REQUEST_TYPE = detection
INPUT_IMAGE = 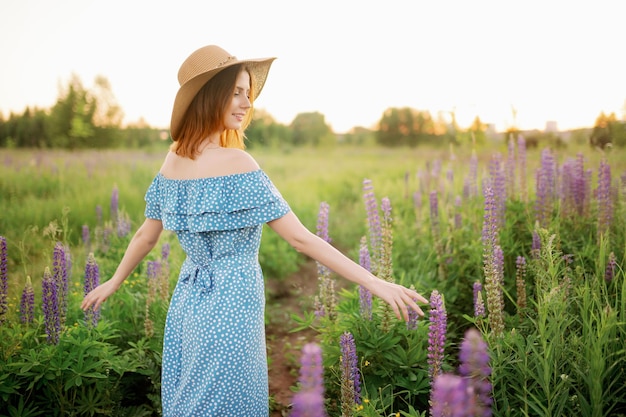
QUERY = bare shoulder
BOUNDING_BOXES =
[159,149,260,179]
[220,148,260,173]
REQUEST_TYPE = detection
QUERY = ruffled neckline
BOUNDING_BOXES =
[155,169,262,182]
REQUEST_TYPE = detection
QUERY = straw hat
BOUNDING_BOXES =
[170,45,276,138]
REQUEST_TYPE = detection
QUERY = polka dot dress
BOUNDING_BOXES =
[144,169,291,417]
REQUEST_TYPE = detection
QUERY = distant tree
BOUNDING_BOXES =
[91,75,123,128]
[290,112,333,146]
[590,111,626,148]
[377,107,440,147]
[342,126,375,146]
[245,109,291,148]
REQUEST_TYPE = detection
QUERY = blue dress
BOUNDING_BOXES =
[144,169,291,417]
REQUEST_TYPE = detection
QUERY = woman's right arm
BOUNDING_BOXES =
[81,218,163,311]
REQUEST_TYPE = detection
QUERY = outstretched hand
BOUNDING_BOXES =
[367,279,429,322]
[81,280,120,312]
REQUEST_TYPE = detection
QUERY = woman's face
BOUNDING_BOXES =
[223,70,251,131]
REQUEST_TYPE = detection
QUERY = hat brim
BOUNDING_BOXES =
[170,57,276,139]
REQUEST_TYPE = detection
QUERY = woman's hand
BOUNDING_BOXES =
[81,279,120,311]
[367,279,429,322]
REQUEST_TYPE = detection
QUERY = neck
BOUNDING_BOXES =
[200,138,221,151]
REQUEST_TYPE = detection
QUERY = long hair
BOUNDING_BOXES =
[170,64,257,158]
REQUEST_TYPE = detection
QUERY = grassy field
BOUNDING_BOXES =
[1,142,625,416]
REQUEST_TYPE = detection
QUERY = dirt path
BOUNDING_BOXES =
[266,259,320,416]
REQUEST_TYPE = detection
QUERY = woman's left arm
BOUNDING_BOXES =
[267,212,428,321]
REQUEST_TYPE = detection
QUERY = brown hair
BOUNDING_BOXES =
[170,64,257,158]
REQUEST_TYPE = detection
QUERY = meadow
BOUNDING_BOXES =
[0,141,624,417]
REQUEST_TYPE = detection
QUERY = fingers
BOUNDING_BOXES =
[81,290,105,311]
[396,286,427,321]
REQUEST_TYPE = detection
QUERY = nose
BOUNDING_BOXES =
[241,95,251,109]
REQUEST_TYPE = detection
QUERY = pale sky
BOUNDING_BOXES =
[1,0,624,133]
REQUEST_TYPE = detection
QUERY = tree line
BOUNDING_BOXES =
[1,75,624,149]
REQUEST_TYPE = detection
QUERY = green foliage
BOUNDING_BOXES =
[296,287,432,417]
[377,107,441,147]
[590,112,626,149]
[1,145,626,416]
[290,111,334,146]
[0,319,159,416]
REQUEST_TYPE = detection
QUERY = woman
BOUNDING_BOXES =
[82,44,428,417]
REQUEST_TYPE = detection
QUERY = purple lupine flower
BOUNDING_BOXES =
[458,328,493,417]
[473,282,485,318]
[531,230,541,259]
[560,158,575,218]
[110,185,119,226]
[379,197,393,283]
[560,153,589,219]
[605,252,616,283]
[0,236,7,322]
[597,158,613,238]
[42,267,60,344]
[146,259,161,304]
[160,243,171,300]
[463,177,471,200]
[573,153,589,217]
[363,179,382,273]
[82,224,90,249]
[535,148,556,227]
[316,202,331,278]
[517,135,527,202]
[430,374,467,417]
[489,152,506,228]
[117,212,131,237]
[481,185,499,253]
[84,253,100,328]
[161,243,171,261]
[314,202,336,321]
[428,290,447,380]
[430,190,439,227]
[340,332,361,412]
[291,343,327,417]
[454,195,462,230]
[485,245,505,336]
[20,276,35,325]
[102,224,113,251]
[516,256,527,314]
[52,242,69,327]
[358,237,372,321]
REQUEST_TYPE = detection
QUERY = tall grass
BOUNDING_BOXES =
[1,142,625,416]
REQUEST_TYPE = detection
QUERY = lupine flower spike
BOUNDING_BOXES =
[458,328,493,416]
[84,253,100,328]
[0,236,7,324]
[42,267,60,344]
[473,281,485,318]
[52,242,69,327]
[358,236,372,320]
[20,276,35,325]
[428,290,447,381]
[290,343,327,417]
[340,332,361,417]
[431,328,492,417]
[314,202,336,320]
